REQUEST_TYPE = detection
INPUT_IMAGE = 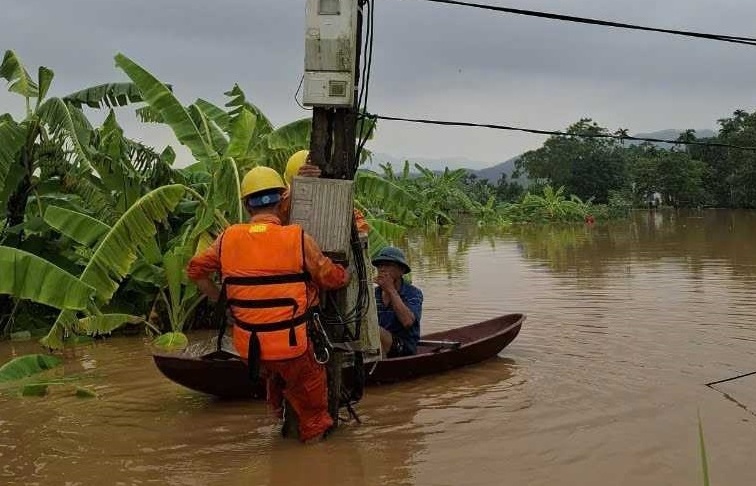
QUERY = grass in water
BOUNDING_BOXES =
[698,411,710,486]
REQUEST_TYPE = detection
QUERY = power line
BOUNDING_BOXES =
[365,113,756,151]
[397,0,756,47]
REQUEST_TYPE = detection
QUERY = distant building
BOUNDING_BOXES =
[645,191,662,208]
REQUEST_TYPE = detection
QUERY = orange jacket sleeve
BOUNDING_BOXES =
[280,189,292,224]
[186,237,221,281]
[302,233,350,291]
[353,208,369,236]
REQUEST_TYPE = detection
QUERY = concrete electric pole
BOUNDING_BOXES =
[283,0,373,435]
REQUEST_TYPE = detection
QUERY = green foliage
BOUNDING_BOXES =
[516,119,627,204]
[8,49,756,356]
[75,314,146,336]
[40,185,187,348]
[21,383,49,396]
[0,246,95,310]
[115,53,219,167]
[153,331,188,351]
[0,354,61,382]
[500,185,592,224]
[43,205,110,246]
[0,50,38,100]
[0,117,25,196]
[62,82,143,109]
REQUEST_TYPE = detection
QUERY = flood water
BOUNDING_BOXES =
[3,209,756,485]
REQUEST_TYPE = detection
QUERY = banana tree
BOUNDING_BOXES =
[38,184,191,348]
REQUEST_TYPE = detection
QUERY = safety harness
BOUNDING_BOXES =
[213,228,323,379]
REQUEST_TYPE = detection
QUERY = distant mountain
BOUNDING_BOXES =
[468,156,522,184]
[630,128,717,148]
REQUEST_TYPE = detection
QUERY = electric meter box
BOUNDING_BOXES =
[303,0,358,107]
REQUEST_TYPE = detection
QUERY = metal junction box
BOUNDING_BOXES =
[303,0,358,107]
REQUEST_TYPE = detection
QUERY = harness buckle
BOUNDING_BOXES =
[311,312,333,364]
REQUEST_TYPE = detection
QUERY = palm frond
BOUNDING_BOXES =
[0,246,95,310]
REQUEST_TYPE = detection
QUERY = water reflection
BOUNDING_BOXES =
[513,209,756,282]
[399,223,505,278]
[232,358,519,486]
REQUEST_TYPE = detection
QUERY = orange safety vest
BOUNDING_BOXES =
[219,222,313,363]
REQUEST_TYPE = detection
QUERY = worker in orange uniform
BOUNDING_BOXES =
[282,150,370,238]
[186,166,350,444]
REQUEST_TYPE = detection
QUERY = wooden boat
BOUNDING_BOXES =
[152,313,525,399]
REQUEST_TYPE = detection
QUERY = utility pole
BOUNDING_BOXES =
[310,0,363,427]
[282,0,364,435]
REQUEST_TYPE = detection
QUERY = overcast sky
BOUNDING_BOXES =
[2,0,755,168]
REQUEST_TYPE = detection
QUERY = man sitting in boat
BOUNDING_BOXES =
[372,247,423,357]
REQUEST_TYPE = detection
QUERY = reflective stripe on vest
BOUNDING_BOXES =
[219,223,313,361]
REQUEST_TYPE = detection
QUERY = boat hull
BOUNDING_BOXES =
[153,313,525,399]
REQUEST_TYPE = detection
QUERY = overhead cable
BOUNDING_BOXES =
[364,113,756,151]
[398,0,756,47]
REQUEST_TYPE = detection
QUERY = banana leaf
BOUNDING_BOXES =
[76,314,145,336]
[37,98,95,171]
[115,54,218,167]
[0,354,61,383]
[226,106,256,160]
[41,185,187,349]
[188,104,228,156]
[0,50,38,98]
[135,105,163,124]
[43,205,110,247]
[224,84,273,139]
[153,331,188,351]
[0,117,26,195]
[212,157,242,224]
[364,218,406,258]
[194,99,230,132]
[63,82,143,109]
[0,246,95,310]
[248,118,311,173]
[37,67,53,104]
[78,184,186,304]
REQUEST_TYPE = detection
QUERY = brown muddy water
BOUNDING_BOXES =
[3,209,756,485]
